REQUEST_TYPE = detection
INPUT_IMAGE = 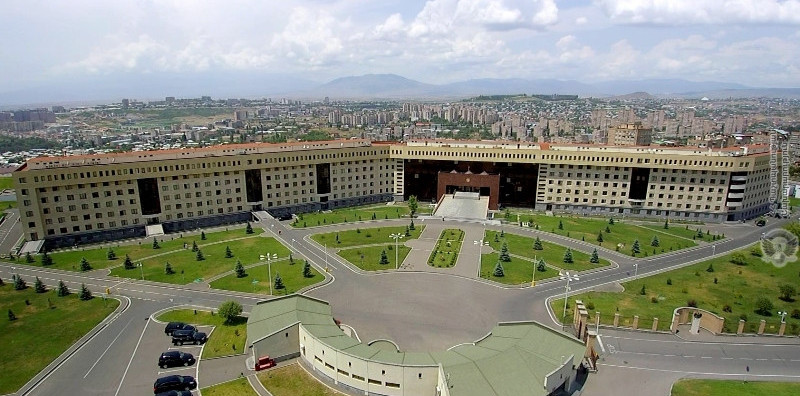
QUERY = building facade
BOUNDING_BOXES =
[607,122,652,146]
[13,139,772,248]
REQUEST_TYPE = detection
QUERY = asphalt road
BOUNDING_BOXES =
[0,208,21,255]
[1,215,798,396]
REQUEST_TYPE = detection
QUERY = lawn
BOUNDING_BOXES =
[0,177,13,190]
[638,223,724,242]
[157,309,247,359]
[480,252,560,285]
[427,228,465,268]
[0,284,119,394]
[201,377,258,396]
[672,379,800,396]
[485,230,611,273]
[291,203,430,228]
[259,363,342,396]
[501,213,701,256]
[110,235,289,284]
[209,258,324,295]
[551,248,800,334]
[338,245,412,271]
[44,228,263,272]
[311,225,424,248]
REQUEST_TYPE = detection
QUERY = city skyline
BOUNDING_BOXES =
[3,0,800,104]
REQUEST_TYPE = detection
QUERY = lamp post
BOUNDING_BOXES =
[634,263,639,277]
[531,256,540,287]
[389,233,404,269]
[778,310,788,323]
[560,272,580,328]
[138,262,144,280]
[712,244,716,256]
[324,243,329,272]
[474,239,489,277]
[260,253,277,295]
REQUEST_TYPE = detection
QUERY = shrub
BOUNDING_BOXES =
[218,301,243,324]
[739,314,748,322]
[791,309,800,319]
[779,284,796,302]
[586,302,595,310]
[666,278,672,285]
[750,247,762,257]
[165,262,175,275]
[731,252,748,265]
[706,263,714,272]
[651,296,659,303]
[754,297,774,316]
[687,299,697,308]
[723,305,732,313]
[639,285,646,295]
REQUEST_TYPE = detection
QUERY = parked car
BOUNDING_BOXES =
[255,355,276,371]
[158,351,195,368]
[155,390,193,396]
[164,322,195,336]
[153,375,196,393]
[172,330,207,346]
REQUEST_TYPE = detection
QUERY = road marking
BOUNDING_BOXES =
[158,366,196,375]
[84,317,134,378]
[599,334,800,348]
[114,317,151,396]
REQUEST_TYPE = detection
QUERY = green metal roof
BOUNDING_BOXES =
[247,296,586,396]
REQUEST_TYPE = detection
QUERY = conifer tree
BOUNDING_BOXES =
[225,246,233,258]
[80,257,92,272]
[563,248,574,264]
[107,248,116,260]
[632,239,641,255]
[303,260,312,278]
[499,242,511,262]
[493,261,505,277]
[41,251,53,266]
[537,259,546,272]
[201,231,207,240]
[79,284,93,300]
[246,222,254,234]
[651,235,660,247]
[533,237,543,250]
[597,231,604,243]
[191,241,198,252]
[152,238,160,249]
[124,254,135,270]
[57,280,70,296]
[235,260,246,278]
[380,250,390,265]
[590,248,600,264]
[165,261,175,275]
[14,275,26,290]
[274,273,285,289]
[196,249,205,261]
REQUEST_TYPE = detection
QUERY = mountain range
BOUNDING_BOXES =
[2,73,800,108]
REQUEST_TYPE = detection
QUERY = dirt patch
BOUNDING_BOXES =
[592,282,624,293]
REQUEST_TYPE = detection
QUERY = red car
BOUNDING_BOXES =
[255,356,276,371]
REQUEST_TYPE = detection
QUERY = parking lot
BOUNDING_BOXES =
[117,318,213,396]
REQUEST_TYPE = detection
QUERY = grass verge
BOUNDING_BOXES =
[290,203,431,228]
[156,309,247,359]
[480,252,560,285]
[428,228,464,268]
[201,377,258,396]
[671,379,800,396]
[485,230,611,272]
[259,363,341,395]
[0,285,119,394]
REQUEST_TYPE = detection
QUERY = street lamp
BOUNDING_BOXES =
[532,256,542,287]
[389,233,404,269]
[138,262,144,280]
[778,310,788,323]
[474,239,489,277]
[560,272,580,328]
[260,253,277,295]
[634,263,639,277]
[712,244,716,256]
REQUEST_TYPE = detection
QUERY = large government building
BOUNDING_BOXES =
[13,139,771,248]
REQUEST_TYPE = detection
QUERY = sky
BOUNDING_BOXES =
[3,0,800,103]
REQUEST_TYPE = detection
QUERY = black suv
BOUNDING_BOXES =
[155,391,192,396]
[164,322,195,336]
[153,375,196,393]
[172,330,207,346]
[158,351,195,368]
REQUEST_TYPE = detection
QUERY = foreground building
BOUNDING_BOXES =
[13,139,771,248]
[247,295,589,396]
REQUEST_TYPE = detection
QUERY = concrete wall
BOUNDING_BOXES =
[544,355,577,394]
[252,323,300,362]
[299,325,440,396]
[675,307,725,334]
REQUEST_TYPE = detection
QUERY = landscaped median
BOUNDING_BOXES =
[550,247,800,334]
[480,230,611,286]
[0,282,119,395]
[427,228,464,268]
[209,257,323,295]
[157,309,247,359]
[290,202,430,228]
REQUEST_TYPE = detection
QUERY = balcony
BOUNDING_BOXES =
[726,201,743,208]
[731,175,748,182]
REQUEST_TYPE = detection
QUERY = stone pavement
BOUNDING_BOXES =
[400,219,492,278]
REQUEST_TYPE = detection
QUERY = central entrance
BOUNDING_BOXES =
[436,171,500,210]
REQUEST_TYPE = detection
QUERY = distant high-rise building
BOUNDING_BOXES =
[607,122,652,146]
[121,99,129,109]
[165,96,175,104]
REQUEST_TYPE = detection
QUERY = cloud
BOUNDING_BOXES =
[595,0,800,25]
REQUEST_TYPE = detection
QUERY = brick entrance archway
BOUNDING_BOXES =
[436,171,499,210]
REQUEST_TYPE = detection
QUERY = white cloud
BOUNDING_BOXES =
[595,0,800,25]
[575,16,588,25]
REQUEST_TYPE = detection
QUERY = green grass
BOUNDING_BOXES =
[201,377,258,396]
[44,228,262,272]
[209,259,324,295]
[259,363,342,396]
[1,200,16,211]
[157,309,246,359]
[671,379,800,396]
[0,177,13,190]
[480,253,560,285]
[291,203,432,228]
[639,223,723,242]
[485,230,611,272]
[502,214,700,256]
[0,285,119,394]
[338,245,412,271]
[311,225,424,248]
[428,228,465,267]
[552,248,800,334]
[109,235,289,284]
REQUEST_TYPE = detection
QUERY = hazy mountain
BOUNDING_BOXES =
[590,79,749,96]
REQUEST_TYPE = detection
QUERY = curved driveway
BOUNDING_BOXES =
[2,215,799,396]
